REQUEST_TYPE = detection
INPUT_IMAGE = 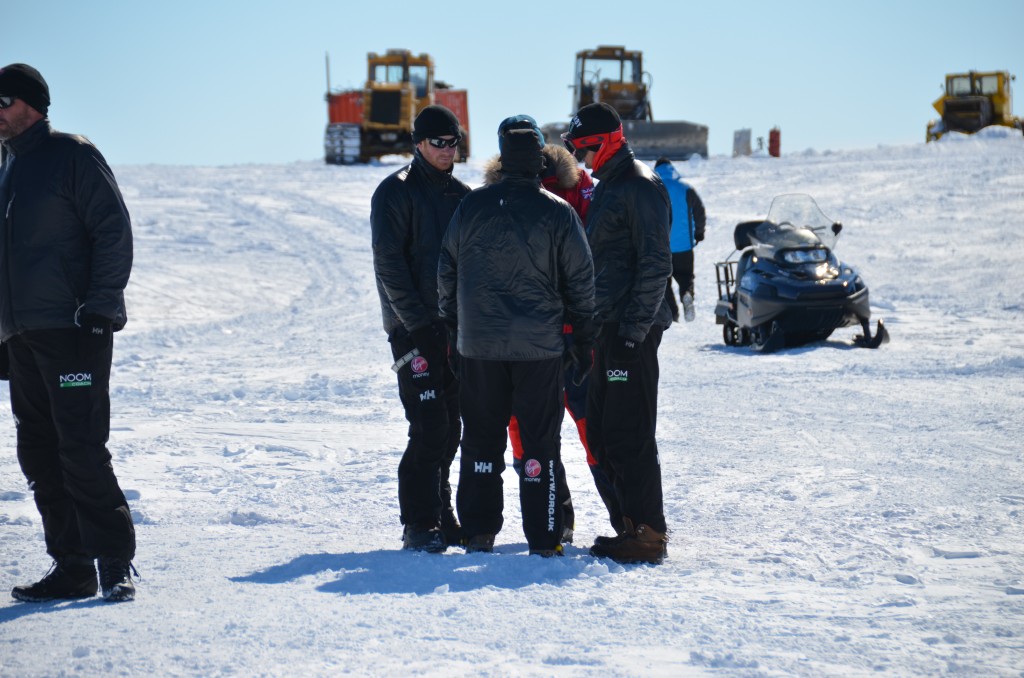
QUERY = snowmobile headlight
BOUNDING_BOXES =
[782,249,827,264]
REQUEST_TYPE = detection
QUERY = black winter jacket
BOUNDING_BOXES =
[370,151,471,336]
[587,144,673,341]
[0,120,132,342]
[438,175,594,360]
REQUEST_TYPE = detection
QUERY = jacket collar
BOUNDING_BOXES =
[3,118,50,157]
[412,148,455,190]
[592,144,635,182]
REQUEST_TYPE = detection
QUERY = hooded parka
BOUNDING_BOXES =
[483,143,595,222]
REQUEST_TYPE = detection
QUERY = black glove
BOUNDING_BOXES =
[610,335,642,363]
[410,323,446,372]
[565,341,594,386]
[570,317,599,347]
[78,313,112,356]
[0,342,9,381]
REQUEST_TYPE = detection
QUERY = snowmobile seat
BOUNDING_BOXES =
[734,220,763,250]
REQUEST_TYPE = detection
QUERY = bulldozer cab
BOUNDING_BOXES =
[574,46,652,121]
[368,54,431,98]
[363,50,434,130]
[947,73,991,96]
[927,70,1021,141]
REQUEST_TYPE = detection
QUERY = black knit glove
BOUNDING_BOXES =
[78,313,112,356]
[410,323,446,372]
[610,335,641,364]
[564,318,597,386]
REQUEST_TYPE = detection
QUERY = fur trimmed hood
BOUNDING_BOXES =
[483,143,582,189]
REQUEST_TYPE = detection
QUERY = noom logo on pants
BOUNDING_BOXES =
[59,373,92,388]
[607,369,629,382]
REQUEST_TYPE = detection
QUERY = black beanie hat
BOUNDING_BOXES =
[500,128,544,177]
[566,102,620,140]
[412,105,462,142]
[0,63,50,116]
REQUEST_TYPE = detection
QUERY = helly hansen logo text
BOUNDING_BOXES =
[419,390,436,401]
[59,373,93,388]
[474,462,493,473]
[607,369,629,382]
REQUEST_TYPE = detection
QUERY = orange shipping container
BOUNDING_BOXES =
[435,90,469,132]
[327,91,363,125]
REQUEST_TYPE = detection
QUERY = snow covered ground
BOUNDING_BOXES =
[1,130,1023,676]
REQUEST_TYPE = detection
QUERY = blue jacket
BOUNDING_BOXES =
[654,162,706,254]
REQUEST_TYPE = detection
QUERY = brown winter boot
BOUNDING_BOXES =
[589,518,668,565]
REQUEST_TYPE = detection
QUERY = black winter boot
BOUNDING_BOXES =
[440,506,464,546]
[98,557,136,602]
[402,524,447,553]
[11,555,98,602]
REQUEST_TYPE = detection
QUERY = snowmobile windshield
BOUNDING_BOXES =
[754,222,821,250]
[759,194,841,251]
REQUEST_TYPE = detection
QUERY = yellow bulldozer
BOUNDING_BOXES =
[324,49,470,164]
[541,45,708,160]
[926,70,1022,142]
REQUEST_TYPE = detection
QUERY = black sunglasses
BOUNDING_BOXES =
[0,95,16,110]
[426,136,460,149]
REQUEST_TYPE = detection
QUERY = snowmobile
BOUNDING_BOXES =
[714,194,889,352]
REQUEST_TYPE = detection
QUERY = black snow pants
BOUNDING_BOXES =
[7,328,136,561]
[457,357,565,551]
[664,250,695,321]
[389,328,460,528]
[586,322,666,534]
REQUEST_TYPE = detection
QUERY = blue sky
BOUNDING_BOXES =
[6,0,1023,165]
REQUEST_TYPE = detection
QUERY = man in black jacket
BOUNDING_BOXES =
[0,64,136,601]
[561,102,673,564]
[371,105,470,552]
[438,128,595,556]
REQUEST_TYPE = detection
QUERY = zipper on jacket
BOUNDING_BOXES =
[2,191,16,334]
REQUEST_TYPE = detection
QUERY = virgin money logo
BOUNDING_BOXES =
[411,356,428,374]
[524,459,541,478]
